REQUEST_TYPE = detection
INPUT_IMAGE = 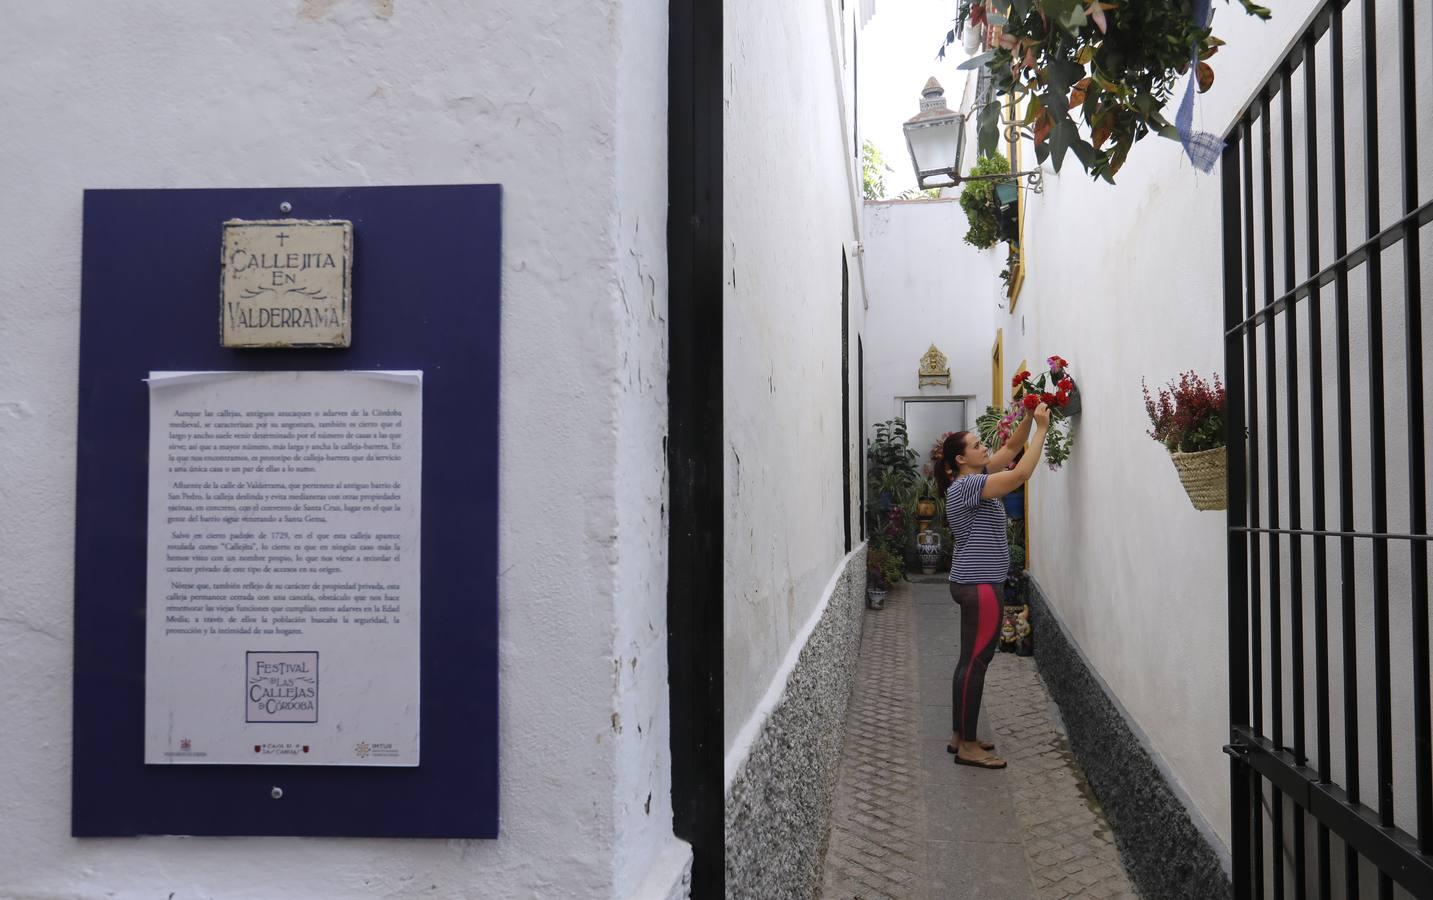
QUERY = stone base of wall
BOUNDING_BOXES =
[1029,579,1232,900]
[724,548,866,900]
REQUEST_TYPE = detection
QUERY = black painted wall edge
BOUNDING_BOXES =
[1027,577,1234,900]
[667,0,724,896]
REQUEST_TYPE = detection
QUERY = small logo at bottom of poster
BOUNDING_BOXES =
[162,737,207,759]
[246,650,319,723]
[354,741,400,760]
[253,742,308,756]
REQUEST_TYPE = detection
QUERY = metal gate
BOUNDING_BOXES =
[1221,0,1432,897]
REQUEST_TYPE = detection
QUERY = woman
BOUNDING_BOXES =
[936,401,1050,769]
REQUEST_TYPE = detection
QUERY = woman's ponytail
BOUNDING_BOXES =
[934,431,971,494]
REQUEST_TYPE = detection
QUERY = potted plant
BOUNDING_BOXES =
[866,548,904,609]
[866,552,892,609]
[1142,371,1227,510]
[915,476,939,524]
[1007,355,1080,470]
[1002,484,1025,520]
[943,0,1272,181]
[866,418,920,536]
[959,152,1012,249]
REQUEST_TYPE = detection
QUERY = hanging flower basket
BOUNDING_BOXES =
[1169,445,1227,511]
[1145,371,1228,512]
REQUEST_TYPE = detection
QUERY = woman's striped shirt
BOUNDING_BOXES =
[946,473,1009,585]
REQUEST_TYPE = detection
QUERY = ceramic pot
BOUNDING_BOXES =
[916,530,941,575]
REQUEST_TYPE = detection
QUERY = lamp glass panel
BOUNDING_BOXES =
[904,118,963,175]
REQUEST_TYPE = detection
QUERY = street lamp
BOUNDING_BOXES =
[902,78,966,191]
[902,77,1044,194]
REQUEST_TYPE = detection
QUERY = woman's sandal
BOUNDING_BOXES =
[947,741,996,753]
[952,753,1007,769]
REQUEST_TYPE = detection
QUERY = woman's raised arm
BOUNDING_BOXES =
[986,409,1034,473]
[982,404,1049,498]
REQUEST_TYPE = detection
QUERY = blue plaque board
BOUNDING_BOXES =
[72,185,500,837]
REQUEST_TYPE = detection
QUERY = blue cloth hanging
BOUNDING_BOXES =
[1176,0,1223,172]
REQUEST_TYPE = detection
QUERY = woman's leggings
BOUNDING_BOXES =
[950,582,1002,738]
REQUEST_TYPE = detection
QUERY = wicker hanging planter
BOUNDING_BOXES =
[1169,445,1228,511]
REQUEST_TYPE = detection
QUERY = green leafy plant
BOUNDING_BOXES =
[1042,422,1074,468]
[1008,522,1026,570]
[862,140,892,200]
[975,406,1005,457]
[867,547,904,590]
[867,419,920,552]
[946,0,1271,181]
[959,152,1011,248]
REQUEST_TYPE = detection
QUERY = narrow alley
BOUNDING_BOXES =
[820,581,1138,899]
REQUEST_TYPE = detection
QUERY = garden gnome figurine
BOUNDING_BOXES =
[999,607,1019,652]
[1016,606,1034,657]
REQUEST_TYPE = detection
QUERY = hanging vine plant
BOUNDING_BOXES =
[959,152,1011,249]
[943,0,1271,182]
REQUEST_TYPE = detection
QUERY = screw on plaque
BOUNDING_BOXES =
[270,786,284,800]
[279,201,293,215]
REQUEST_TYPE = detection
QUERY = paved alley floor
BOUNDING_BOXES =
[819,580,1138,900]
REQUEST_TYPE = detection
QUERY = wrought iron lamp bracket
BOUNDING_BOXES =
[957,169,1044,195]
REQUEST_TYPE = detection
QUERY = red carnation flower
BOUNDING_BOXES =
[1058,377,1074,391]
[1041,392,1057,405]
[1022,394,1041,410]
[1011,370,1032,387]
[1056,389,1070,405]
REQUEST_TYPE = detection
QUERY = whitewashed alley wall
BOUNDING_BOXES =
[1004,0,1433,853]
[724,0,865,752]
[0,3,687,898]
[862,198,999,455]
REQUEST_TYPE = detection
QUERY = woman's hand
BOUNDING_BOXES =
[1033,402,1051,429]
[982,403,1053,499]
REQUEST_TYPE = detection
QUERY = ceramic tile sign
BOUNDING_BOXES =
[144,370,421,765]
[221,219,352,348]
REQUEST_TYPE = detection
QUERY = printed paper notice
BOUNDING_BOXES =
[144,370,422,766]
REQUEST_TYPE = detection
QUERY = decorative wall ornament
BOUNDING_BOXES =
[918,343,951,387]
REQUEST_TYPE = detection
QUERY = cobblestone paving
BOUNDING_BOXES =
[818,580,1139,899]
[984,649,1139,900]
[819,589,929,900]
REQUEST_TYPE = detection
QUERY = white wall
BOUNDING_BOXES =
[724,0,866,752]
[861,198,999,456]
[1003,0,1433,852]
[0,3,687,898]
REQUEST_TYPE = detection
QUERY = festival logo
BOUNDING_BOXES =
[246,651,319,723]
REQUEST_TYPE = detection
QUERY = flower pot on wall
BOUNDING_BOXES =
[1170,445,1228,511]
[1002,489,1024,520]
[994,181,1019,242]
